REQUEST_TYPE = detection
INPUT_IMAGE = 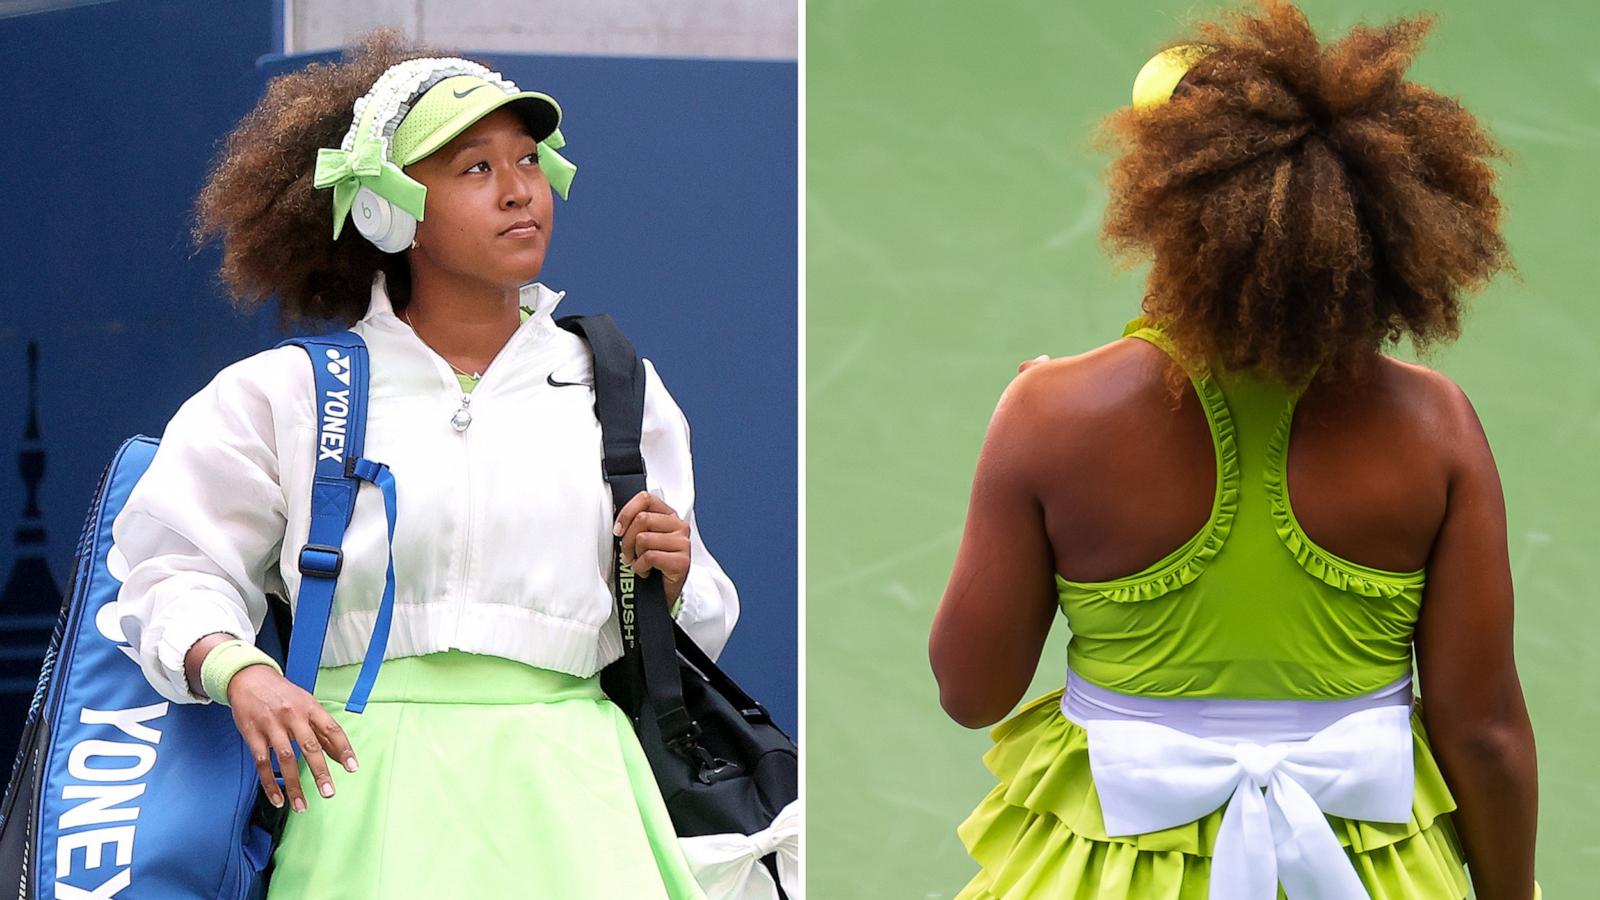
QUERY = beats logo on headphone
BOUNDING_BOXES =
[354,185,416,253]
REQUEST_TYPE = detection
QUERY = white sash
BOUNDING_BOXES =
[1062,671,1415,900]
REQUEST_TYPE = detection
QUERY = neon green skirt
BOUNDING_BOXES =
[265,651,705,900]
[955,691,1471,899]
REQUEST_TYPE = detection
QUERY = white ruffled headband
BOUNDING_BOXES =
[312,56,577,240]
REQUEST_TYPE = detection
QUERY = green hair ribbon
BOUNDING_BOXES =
[312,135,429,241]
[538,127,576,200]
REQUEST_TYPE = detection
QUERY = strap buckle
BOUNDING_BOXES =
[298,544,344,578]
[600,456,646,483]
[663,714,702,753]
[662,719,741,784]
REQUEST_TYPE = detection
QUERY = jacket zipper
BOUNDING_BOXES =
[451,391,474,647]
[401,310,534,649]
[443,317,525,645]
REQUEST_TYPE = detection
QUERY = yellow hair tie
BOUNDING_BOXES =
[1132,44,1213,109]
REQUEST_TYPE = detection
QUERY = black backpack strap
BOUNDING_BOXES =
[555,314,699,750]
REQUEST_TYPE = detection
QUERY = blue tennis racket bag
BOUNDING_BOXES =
[0,331,398,899]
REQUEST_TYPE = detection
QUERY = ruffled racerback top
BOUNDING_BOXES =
[1057,317,1426,699]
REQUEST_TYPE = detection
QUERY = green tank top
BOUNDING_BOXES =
[1057,317,1425,700]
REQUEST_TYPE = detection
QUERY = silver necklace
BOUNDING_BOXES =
[400,306,476,432]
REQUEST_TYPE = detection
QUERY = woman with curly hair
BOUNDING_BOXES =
[109,29,734,898]
[930,2,1537,897]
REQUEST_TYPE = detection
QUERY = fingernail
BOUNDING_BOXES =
[320,782,334,798]
[345,757,359,773]
[1033,354,1049,362]
[293,797,307,813]
[271,794,284,809]
[612,521,623,536]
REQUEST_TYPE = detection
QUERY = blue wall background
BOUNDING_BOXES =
[0,1,797,733]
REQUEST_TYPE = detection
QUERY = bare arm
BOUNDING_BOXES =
[930,369,1063,728]
[1414,381,1538,900]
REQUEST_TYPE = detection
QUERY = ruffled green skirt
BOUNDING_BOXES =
[265,650,705,900]
[956,690,1470,899]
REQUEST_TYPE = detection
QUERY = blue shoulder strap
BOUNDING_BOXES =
[274,332,397,714]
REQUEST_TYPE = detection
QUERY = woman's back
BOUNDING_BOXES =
[1036,324,1455,591]
[940,318,1500,899]
[997,317,1456,700]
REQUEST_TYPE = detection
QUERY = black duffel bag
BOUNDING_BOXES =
[557,315,799,899]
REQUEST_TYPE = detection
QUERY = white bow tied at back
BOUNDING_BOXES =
[1077,683,1415,900]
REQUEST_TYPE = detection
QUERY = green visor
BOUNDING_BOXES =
[391,74,559,165]
[313,73,577,240]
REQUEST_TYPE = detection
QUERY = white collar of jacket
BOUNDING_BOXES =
[362,268,570,327]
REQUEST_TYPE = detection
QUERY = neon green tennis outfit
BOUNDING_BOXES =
[267,308,704,899]
[956,317,1471,899]
[266,652,702,899]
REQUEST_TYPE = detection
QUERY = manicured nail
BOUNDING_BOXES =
[345,757,359,773]
[612,521,623,536]
[293,797,307,813]
[320,782,334,798]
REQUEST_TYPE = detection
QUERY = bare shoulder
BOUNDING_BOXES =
[1370,356,1485,434]
[1354,356,1494,479]
[986,338,1162,468]
[1001,338,1161,419]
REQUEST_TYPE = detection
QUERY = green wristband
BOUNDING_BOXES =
[200,639,283,706]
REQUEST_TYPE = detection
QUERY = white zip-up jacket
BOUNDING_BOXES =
[111,271,739,704]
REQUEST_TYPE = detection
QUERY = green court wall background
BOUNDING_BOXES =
[807,1,1597,896]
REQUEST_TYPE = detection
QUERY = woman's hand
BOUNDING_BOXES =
[613,491,691,603]
[227,665,358,814]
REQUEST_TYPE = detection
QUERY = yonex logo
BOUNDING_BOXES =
[54,699,168,899]
[318,386,352,464]
[325,348,352,386]
[453,84,486,99]
[65,597,167,898]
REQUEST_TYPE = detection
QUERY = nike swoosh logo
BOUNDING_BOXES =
[453,85,486,99]
[547,373,591,388]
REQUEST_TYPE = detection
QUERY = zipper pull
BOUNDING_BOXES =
[451,393,473,432]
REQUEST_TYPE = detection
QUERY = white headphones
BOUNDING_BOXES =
[351,184,413,253]
[327,57,525,254]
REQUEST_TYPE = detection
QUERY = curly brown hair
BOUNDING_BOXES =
[1098,0,1513,391]
[192,29,465,329]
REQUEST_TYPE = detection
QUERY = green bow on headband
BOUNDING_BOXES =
[539,127,576,201]
[314,129,577,240]
[313,135,428,241]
